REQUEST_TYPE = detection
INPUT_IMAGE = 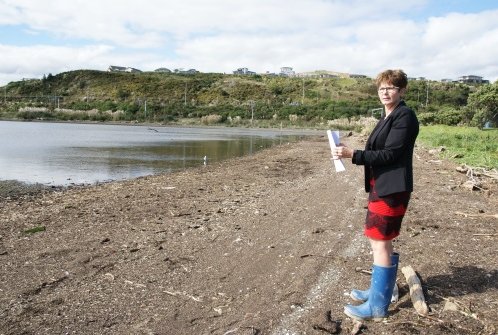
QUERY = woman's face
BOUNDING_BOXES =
[377,81,405,109]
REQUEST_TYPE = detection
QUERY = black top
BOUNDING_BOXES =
[352,101,419,197]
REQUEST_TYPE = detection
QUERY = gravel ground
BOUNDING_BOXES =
[1,134,497,335]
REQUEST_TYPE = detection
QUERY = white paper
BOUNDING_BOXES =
[327,130,346,172]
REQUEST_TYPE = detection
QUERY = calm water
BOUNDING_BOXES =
[0,121,318,186]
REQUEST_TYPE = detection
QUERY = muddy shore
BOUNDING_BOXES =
[1,134,497,335]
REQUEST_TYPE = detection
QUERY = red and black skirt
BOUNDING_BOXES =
[365,177,411,240]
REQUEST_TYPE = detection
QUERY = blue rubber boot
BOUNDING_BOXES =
[350,252,399,302]
[344,263,397,321]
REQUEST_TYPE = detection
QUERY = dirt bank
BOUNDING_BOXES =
[0,134,497,335]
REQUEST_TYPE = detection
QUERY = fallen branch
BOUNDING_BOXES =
[457,165,498,181]
[300,254,335,259]
[350,321,364,335]
[472,233,497,237]
[442,297,480,321]
[354,267,372,275]
[163,290,203,302]
[401,265,429,316]
[455,211,498,219]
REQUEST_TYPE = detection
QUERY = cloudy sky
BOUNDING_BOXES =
[1,0,497,86]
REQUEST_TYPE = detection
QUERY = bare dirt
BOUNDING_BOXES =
[1,134,497,335]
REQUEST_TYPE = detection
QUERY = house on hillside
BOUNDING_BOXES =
[233,68,256,75]
[108,65,142,73]
[280,67,295,77]
[458,75,489,84]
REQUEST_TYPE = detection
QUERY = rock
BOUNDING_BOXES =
[429,146,446,155]
[311,310,340,334]
[443,300,459,312]
[462,180,482,191]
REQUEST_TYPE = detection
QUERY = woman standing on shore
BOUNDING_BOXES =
[332,69,419,321]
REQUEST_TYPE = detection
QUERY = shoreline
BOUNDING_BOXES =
[1,136,497,334]
[0,117,329,134]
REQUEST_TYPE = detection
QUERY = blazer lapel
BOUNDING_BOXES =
[368,117,387,147]
[367,101,406,148]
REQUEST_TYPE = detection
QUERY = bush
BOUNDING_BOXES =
[201,114,223,125]
[434,107,463,125]
[417,112,435,125]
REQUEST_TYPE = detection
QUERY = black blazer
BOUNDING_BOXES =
[352,101,419,197]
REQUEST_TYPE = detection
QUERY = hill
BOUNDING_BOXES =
[0,70,483,127]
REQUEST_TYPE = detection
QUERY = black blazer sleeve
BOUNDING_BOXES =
[352,102,419,196]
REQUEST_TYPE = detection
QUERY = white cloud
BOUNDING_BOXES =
[0,43,163,81]
[0,0,497,85]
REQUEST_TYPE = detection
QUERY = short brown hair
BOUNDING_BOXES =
[375,69,408,89]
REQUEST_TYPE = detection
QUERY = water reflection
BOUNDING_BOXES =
[56,137,278,180]
[0,121,311,186]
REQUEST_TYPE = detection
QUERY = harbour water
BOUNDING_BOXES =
[0,121,319,186]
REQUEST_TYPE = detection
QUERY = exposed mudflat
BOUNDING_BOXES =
[1,134,497,335]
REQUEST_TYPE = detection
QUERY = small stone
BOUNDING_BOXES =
[443,300,459,312]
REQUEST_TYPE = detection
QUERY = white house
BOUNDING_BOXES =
[233,68,256,75]
[108,65,142,73]
[280,67,295,77]
[458,75,489,84]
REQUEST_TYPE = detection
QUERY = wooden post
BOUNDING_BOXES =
[401,265,429,316]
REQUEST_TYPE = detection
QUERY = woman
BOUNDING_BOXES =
[332,69,419,321]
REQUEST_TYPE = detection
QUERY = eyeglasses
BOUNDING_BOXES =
[378,86,399,93]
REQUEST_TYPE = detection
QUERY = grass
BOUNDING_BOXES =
[418,125,498,169]
[23,225,46,235]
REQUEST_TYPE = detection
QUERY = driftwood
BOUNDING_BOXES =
[456,165,498,181]
[350,321,363,335]
[401,265,429,316]
[455,211,498,219]
[354,267,372,275]
[455,165,498,192]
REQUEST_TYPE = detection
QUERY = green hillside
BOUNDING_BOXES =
[0,69,494,128]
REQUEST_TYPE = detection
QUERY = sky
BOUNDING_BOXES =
[1,0,498,86]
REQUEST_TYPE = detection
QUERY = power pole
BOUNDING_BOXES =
[184,82,187,106]
[251,101,254,124]
[425,81,429,107]
[302,77,305,104]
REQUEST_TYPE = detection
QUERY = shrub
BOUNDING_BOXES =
[434,107,463,125]
[201,114,223,125]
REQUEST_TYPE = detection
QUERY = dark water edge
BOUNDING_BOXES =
[0,180,59,199]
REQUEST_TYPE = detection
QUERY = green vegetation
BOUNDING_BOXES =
[3,69,494,128]
[418,125,498,169]
[23,225,46,235]
[0,70,381,126]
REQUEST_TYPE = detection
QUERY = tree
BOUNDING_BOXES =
[467,82,498,128]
